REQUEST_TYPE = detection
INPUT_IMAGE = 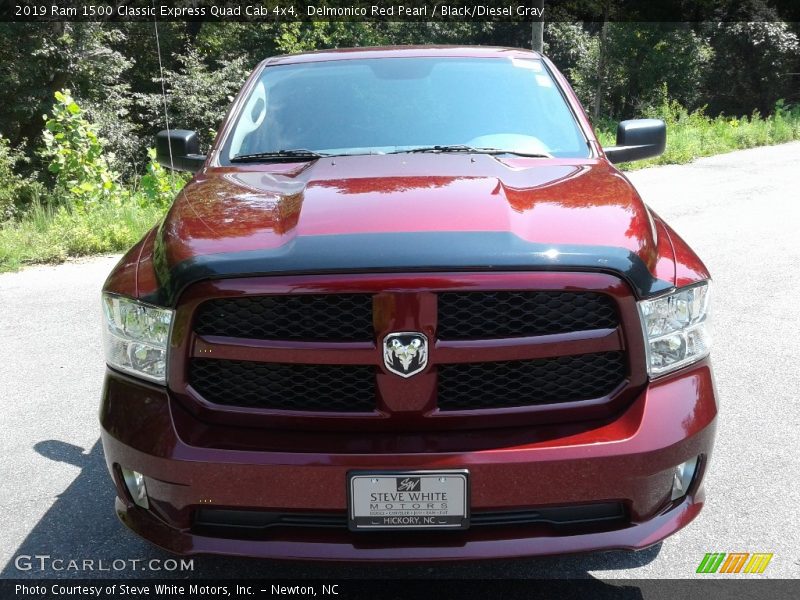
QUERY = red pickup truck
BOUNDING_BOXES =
[100,46,716,560]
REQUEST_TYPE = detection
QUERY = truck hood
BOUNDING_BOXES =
[152,154,668,304]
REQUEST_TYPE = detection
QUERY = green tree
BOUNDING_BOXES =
[570,23,712,120]
[0,24,131,161]
[544,22,594,72]
[135,48,249,153]
[702,12,799,115]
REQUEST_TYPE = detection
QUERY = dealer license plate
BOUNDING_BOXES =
[348,470,469,531]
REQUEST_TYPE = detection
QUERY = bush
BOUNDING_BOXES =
[40,90,121,210]
[0,90,185,272]
[132,148,187,208]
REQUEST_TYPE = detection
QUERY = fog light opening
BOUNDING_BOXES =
[121,467,150,509]
[671,457,700,501]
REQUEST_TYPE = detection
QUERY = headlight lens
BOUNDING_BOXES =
[102,293,173,384]
[638,281,711,377]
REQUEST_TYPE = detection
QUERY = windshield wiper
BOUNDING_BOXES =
[483,148,552,158]
[397,144,479,154]
[391,145,551,158]
[230,149,329,163]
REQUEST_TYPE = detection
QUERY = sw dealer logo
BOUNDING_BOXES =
[696,552,773,574]
[396,477,421,492]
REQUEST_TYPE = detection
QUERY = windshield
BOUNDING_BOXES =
[220,57,590,162]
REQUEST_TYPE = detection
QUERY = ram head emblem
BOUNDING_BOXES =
[383,332,429,378]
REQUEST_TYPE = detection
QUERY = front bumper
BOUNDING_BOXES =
[100,360,717,561]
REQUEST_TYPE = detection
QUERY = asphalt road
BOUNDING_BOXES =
[1,143,799,582]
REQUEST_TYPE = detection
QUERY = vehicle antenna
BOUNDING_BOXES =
[152,3,175,179]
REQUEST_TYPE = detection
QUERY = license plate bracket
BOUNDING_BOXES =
[347,470,469,531]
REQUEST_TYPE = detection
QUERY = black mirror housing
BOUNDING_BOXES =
[155,129,206,172]
[604,119,666,164]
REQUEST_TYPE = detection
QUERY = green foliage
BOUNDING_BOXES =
[0,138,18,221]
[0,135,44,221]
[0,89,183,271]
[701,3,799,116]
[0,22,133,173]
[134,148,187,208]
[1,21,800,271]
[41,90,119,209]
[84,88,142,181]
[570,23,713,119]
[544,22,593,71]
[136,49,249,153]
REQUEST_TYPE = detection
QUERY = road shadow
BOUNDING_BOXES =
[2,438,659,591]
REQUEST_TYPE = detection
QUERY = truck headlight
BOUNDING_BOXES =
[102,293,173,384]
[638,281,711,377]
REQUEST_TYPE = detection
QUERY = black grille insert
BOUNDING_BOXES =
[194,294,374,341]
[195,509,346,531]
[437,291,618,340]
[192,502,627,538]
[189,359,375,412]
[437,352,626,410]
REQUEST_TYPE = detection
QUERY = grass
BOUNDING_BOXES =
[0,200,166,272]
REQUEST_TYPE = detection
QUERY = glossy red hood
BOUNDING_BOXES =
[160,153,658,271]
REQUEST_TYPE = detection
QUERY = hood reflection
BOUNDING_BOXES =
[163,154,655,272]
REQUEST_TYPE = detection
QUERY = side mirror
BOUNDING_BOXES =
[604,119,666,164]
[155,129,206,173]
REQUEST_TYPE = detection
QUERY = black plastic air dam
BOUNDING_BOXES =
[192,502,627,537]
[146,231,674,307]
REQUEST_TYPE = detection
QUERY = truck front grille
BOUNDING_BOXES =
[189,360,375,412]
[437,352,626,410]
[182,277,634,424]
[194,294,373,341]
[188,353,624,414]
[437,291,618,339]
[193,291,618,342]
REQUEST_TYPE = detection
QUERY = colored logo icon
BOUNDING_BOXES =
[696,553,773,574]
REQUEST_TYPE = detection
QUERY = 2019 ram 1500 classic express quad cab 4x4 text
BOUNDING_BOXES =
[100,46,716,560]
